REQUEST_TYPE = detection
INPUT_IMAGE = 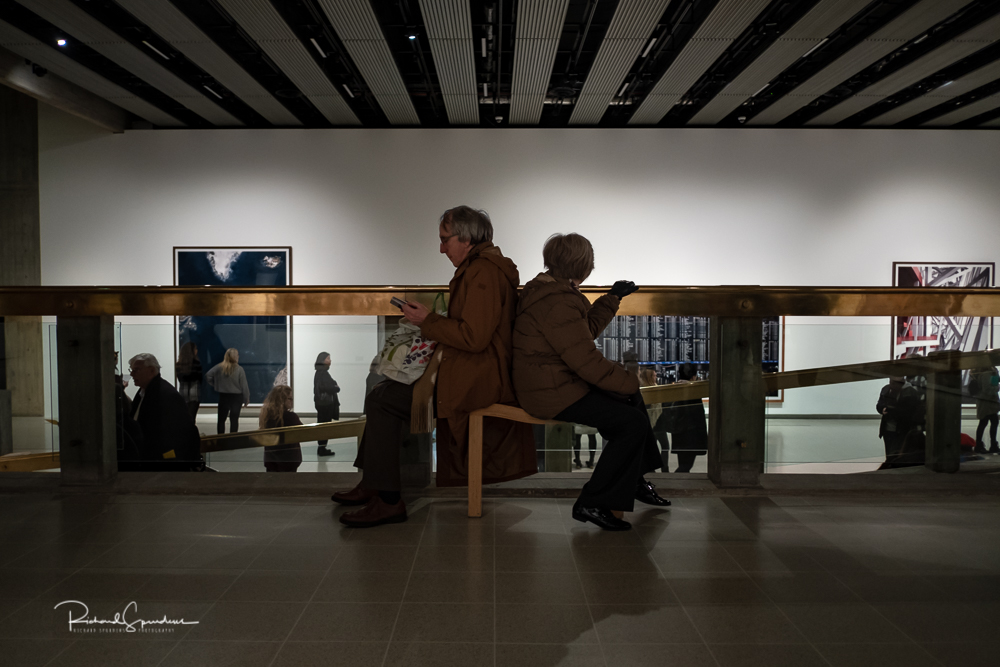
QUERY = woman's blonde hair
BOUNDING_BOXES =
[259,385,293,429]
[639,368,658,387]
[221,348,239,376]
[543,233,595,282]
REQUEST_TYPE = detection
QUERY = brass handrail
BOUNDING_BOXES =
[200,418,366,453]
[1,285,999,317]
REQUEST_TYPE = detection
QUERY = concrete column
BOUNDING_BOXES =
[0,389,11,456]
[708,317,765,487]
[925,352,961,473]
[57,316,117,485]
[0,85,44,417]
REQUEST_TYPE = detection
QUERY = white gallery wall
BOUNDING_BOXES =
[37,107,1000,416]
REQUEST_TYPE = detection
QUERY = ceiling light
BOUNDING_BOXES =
[342,84,354,98]
[617,82,629,98]
[641,38,657,58]
[142,40,170,60]
[56,38,67,47]
[941,81,954,87]
[752,83,769,97]
[408,34,416,40]
[310,38,326,58]
[481,37,486,58]
[483,83,488,98]
[801,38,827,59]
[203,85,222,100]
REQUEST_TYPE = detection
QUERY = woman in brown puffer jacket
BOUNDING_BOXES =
[513,233,668,531]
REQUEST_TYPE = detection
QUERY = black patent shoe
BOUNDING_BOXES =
[572,502,632,531]
[636,478,671,507]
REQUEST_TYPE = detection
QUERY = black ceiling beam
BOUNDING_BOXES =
[841,40,1000,126]
[169,0,330,127]
[898,74,1000,127]
[67,0,268,127]
[601,0,721,126]
[270,0,389,126]
[0,1,207,127]
[780,0,1000,126]
[538,0,622,126]
[657,0,826,127]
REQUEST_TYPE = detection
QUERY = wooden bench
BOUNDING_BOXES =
[467,404,559,518]
[0,451,60,472]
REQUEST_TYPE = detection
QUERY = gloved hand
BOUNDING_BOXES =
[608,280,638,298]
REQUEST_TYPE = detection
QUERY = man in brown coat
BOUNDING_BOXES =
[513,233,668,531]
[334,206,536,527]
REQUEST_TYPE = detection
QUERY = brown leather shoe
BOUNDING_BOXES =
[331,485,377,506]
[339,497,407,528]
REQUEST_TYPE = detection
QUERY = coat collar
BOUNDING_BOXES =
[451,241,494,282]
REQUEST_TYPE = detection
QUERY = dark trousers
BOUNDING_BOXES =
[316,404,340,446]
[217,393,243,434]
[186,401,200,424]
[574,434,596,463]
[674,451,698,473]
[354,380,414,492]
[977,414,999,446]
[556,390,662,512]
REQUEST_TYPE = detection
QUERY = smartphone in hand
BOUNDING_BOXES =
[390,297,407,310]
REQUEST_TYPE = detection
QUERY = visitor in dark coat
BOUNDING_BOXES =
[659,363,707,473]
[127,353,204,471]
[970,366,1000,454]
[313,351,340,456]
[876,375,923,469]
[260,385,303,473]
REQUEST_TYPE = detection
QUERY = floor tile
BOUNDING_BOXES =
[921,641,1000,667]
[166,538,266,569]
[496,571,585,604]
[184,601,306,641]
[329,545,417,572]
[777,602,911,643]
[247,543,341,570]
[83,542,195,569]
[314,570,410,603]
[650,543,743,574]
[39,569,149,601]
[684,604,808,644]
[384,641,494,667]
[133,569,240,602]
[591,604,699,644]
[159,640,281,667]
[579,572,677,604]
[274,521,354,546]
[494,528,569,547]
[834,572,952,603]
[602,642,716,667]
[571,547,658,573]
[413,544,494,572]
[4,543,114,570]
[496,545,577,572]
[45,639,177,667]
[567,526,646,548]
[665,573,770,604]
[814,642,940,667]
[287,602,399,642]
[873,602,986,644]
[0,638,73,667]
[344,524,425,546]
[709,643,828,667]
[0,569,73,600]
[404,570,494,603]
[392,603,494,643]
[272,641,386,667]
[750,571,860,604]
[222,570,325,602]
[420,521,494,546]
[496,603,597,644]
[496,643,607,667]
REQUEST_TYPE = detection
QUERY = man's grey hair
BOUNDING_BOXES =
[440,205,493,245]
[129,353,161,371]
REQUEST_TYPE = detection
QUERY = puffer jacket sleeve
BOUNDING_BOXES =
[586,294,620,339]
[421,261,502,354]
[540,296,639,395]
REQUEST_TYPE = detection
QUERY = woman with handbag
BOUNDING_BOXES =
[512,233,669,531]
[313,352,341,457]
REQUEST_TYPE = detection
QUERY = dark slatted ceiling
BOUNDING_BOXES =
[5,0,997,129]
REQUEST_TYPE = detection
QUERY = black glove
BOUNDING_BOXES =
[608,280,638,299]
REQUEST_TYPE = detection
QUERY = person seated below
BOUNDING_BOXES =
[332,205,536,527]
[260,385,303,473]
[512,233,669,531]
[126,353,205,471]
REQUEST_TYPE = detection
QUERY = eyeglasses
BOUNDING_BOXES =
[439,234,457,245]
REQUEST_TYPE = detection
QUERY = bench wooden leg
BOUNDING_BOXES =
[468,412,483,518]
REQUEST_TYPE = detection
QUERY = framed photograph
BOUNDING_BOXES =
[174,247,292,405]
[892,262,994,401]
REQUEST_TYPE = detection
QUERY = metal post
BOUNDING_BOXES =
[56,316,117,485]
[925,351,961,473]
[708,316,765,487]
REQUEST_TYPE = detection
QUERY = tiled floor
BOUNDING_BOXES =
[2,493,1000,666]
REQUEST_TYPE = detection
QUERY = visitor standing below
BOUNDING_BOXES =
[206,348,250,434]
[313,351,341,457]
[512,233,669,532]
[970,365,1000,454]
[260,385,303,473]
[175,342,203,423]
